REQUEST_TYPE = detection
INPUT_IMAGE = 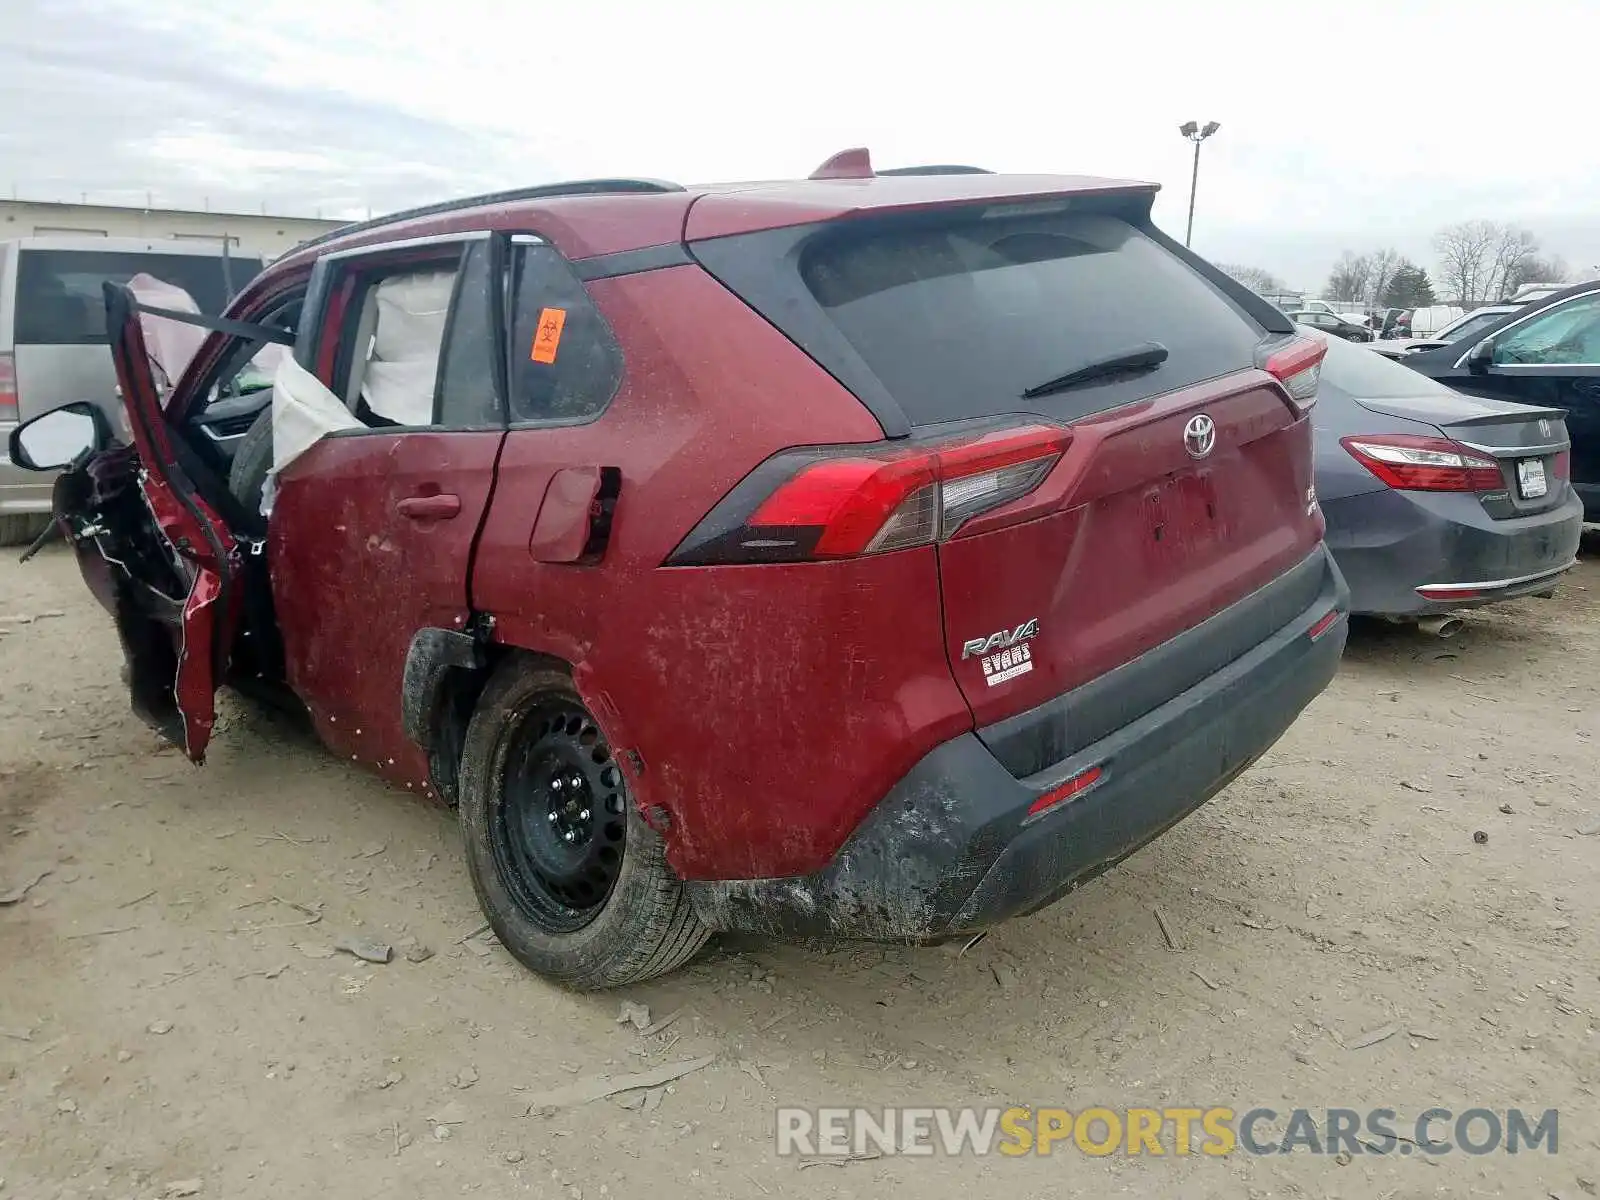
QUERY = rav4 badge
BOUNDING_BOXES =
[962,618,1041,686]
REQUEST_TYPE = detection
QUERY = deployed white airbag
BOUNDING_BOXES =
[127,273,286,404]
[262,354,361,516]
[359,270,454,426]
[127,273,205,399]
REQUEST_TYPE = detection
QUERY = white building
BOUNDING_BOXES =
[0,199,346,261]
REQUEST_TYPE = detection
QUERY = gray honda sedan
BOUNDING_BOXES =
[1311,331,1583,620]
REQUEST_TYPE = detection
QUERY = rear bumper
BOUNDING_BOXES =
[686,547,1348,940]
[1325,485,1583,616]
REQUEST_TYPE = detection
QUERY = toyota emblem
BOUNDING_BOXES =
[1184,414,1217,459]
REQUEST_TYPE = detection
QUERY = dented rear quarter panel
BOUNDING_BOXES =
[472,265,972,881]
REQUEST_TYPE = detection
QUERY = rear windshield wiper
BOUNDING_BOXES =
[1021,341,1169,399]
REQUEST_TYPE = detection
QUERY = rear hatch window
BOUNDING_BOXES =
[14,249,264,345]
[797,208,1262,426]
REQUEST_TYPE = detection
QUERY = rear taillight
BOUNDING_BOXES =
[1554,450,1571,481]
[1027,764,1104,818]
[1341,434,1502,493]
[1307,609,1341,641]
[1258,335,1327,412]
[668,424,1071,565]
[0,353,16,424]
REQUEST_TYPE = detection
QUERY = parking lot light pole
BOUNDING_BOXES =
[1179,121,1220,247]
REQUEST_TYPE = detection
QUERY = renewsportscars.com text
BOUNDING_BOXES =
[776,1106,1558,1158]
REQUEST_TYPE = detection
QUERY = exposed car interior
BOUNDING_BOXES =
[345,269,457,428]
[188,294,304,463]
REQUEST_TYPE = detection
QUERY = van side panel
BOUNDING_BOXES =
[0,241,17,350]
[13,346,120,424]
[5,241,264,424]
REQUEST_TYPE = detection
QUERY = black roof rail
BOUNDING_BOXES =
[293,177,684,253]
[876,164,993,176]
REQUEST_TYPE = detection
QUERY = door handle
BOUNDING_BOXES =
[396,493,461,520]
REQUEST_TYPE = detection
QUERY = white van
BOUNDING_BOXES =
[0,236,263,543]
[1404,305,1466,338]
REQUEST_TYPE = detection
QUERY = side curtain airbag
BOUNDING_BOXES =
[360,270,455,426]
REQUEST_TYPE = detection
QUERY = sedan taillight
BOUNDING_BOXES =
[1341,434,1502,493]
[667,424,1071,565]
[0,353,17,424]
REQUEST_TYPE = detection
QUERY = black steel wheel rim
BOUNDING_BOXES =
[493,701,628,932]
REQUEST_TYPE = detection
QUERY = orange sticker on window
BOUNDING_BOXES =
[531,307,567,364]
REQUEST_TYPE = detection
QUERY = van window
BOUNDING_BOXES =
[13,250,263,345]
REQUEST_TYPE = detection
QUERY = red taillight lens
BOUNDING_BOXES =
[1258,335,1327,411]
[1307,609,1341,641]
[1341,434,1503,493]
[0,353,17,424]
[1028,765,1104,817]
[669,423,1071,565]
[1554,450,1571,481]
[748,457,938,557]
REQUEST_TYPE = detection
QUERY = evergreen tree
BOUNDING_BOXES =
[1382,262,1437,308]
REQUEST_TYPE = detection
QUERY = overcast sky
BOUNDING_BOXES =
[2,0,1596,290]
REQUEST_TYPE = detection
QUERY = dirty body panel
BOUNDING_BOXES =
[687,547,1346,939]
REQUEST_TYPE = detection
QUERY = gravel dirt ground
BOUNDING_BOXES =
[2,543,1599,1200]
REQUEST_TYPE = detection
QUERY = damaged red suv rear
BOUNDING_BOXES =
[8,153,1347,988]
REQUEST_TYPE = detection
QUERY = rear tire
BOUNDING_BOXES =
[0,513,51,547]
[457,661,710,989]
[227,409,273,534]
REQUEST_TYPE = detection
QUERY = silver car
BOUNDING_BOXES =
[0,236,262,543]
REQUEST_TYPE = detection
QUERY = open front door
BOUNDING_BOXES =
[102,282,243,762]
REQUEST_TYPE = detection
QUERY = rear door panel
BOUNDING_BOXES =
[267,236,503,794]
[270,430,502,787]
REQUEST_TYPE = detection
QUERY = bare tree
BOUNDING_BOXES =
[1217,263,1284,294]
[1325,249,1403,307]
[1326,251,1371,303]
[1435,220,1549,303]
[1487,225,1538,300]
[1365,248,1402,308]
[1434,220,1500,304]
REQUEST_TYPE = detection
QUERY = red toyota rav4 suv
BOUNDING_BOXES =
[9,153,1347,988]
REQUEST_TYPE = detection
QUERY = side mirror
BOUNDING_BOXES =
[7,402,110,471]
[1466,336,1495,374]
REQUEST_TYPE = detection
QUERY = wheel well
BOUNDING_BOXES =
[424,643,572,805]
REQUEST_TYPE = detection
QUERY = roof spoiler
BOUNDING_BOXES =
[809,148,995,180]
[876,164,993,176]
